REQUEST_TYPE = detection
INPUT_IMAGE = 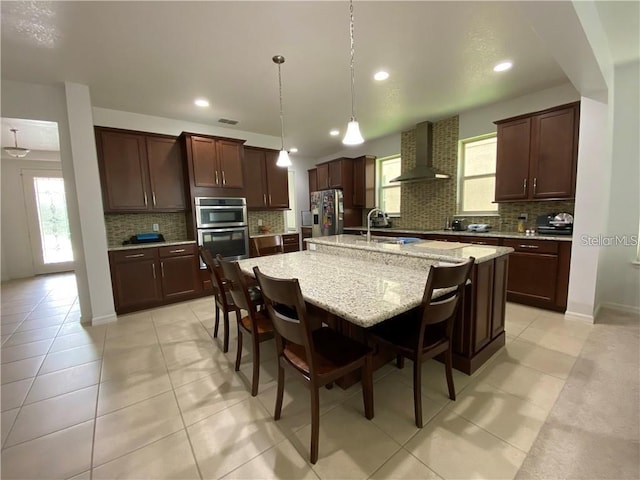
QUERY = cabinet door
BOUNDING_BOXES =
[244,148,268,208]
[111,259,162,311]
[328,160,343,187]
[265,150,289,208]
[495,118,531,201]
[146,136,186,211]
[507,252,558,304]
[316,164,329,190]
[530,106,578,199]
[353,156,366,207]
[282,233,300,253]
[190,136,218,187]
[217,140,244,188]
[97,130,150,212]
[472,261,493,353]
[160,255,198,299]
[308,169,318,194]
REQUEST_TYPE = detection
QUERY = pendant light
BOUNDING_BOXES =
[273,55,292,168]
[342,0,364,145]
[4,128,30,158]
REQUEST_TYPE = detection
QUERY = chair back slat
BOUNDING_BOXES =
[253,267,313,351]
[217,257,255,313]
[199,246,228,306]
[253,235,285,257]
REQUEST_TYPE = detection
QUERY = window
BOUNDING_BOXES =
[377,156,401,215]
[458,135,498,214]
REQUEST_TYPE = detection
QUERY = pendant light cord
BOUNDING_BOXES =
[349,0,356,121]
[277,62,286,151]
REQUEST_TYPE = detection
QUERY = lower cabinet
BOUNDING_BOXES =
[301,227,312,250]
[249,233,300,257]
[109,243,200,314]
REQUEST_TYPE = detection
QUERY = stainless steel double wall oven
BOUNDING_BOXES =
[195,197,249,265]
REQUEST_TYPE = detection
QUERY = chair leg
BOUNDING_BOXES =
[213,304,220,339]
[274,362,285,420]
[310,386,320,464]
[413,358,423,428]
[362,355,374,420]
[445,348,456,401]
[235,328,243,372]
[222,310,231,353]
[250,335,260,397]
[396,354,405,369]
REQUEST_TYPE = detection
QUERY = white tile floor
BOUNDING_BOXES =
[0,273,595,479]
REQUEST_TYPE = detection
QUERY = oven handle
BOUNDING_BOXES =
[198,227,248,234]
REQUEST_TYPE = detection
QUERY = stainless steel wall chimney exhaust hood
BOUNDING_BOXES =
[390,121,450,182]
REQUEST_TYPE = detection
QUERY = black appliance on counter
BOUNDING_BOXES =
[536,213,574,235]
[451,218,467,231]
[122,233,165,245]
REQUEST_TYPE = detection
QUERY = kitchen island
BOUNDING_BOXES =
[303,235,513,376]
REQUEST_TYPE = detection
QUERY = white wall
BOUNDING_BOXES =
[596,61,640,314]
[458,83,581,139]
[566,97,610,320]
[1,158,62,279]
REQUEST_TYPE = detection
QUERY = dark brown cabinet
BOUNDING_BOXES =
[316,164,329,190]
[108,244,200,314]
[301,227,312,250]
[244,147,289,209]
[183,133,244,196]
[352,155,376,208]
[96,128,186,213]
[308,169,318,195]
[249,233,299,257]
[494,102,579,202]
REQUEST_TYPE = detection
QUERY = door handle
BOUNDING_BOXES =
[518,244,540,249]
[523,178,527,195]
[125,253,145,258]
[152,192,156,206]
[160,261,165,278]
[269,194,272,205]
[143,192,148,206]
[169,248,186,254]
[152,263,156,279]
[215,171,219,185]
[263,194,267,205]
[533,177,537,194]
[222,171,226,185]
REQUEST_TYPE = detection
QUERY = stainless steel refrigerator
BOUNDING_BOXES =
[310,189,344,237]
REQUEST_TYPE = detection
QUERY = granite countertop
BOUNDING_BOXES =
[343,226,573,242]
[237,251,454,327]
[307,234,512,264]
[250,231,299,238]
[108,240,196,251]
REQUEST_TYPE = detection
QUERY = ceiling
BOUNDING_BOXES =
[1,1,638,158]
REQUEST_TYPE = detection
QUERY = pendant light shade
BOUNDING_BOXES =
[4,128,30,158]
[273,55,292,168]
[342,0,364,146]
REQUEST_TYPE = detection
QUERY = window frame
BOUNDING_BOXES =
[376,155,402,216]
[457,133,499,216]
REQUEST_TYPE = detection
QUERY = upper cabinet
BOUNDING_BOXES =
[308,168,318,194]
[244,146,289,210]
[352,155,376,208]
[185,134,244,190]
[494,102,580,202]
[96,127,186,213]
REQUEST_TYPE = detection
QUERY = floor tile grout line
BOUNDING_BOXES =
[149,309,205,480]
[88,328,108,480]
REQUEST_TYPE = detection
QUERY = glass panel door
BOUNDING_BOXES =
[22,170,74,274]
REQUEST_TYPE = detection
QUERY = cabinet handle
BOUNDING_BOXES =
[160,261,165,278]
[269,194,272,204]
[518,244,540,249]
[152,192,156,206]
[523,178,527,195]
[215,171,219,185]
[125,253,145,258]
[533,177,537,194]
[474,242,487,245]
[152,263,157,279]
[222,171,226,185]
[143,192,148,206]
[263,194,267,205]
[169,248,186,254]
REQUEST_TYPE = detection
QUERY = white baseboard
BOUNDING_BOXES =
[564,310,595,324]
[599,302,640,316]
[86,312,118,326]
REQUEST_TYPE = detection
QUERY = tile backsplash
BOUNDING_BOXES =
[104,212,188,247]
[390,115,575,232]
[247,211,285,236]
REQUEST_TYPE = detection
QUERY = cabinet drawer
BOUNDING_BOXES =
[109,248,159,263]
[159,244,197,258]
[464,236,501,246]
[503,239,558,254]
[282,234,299,245]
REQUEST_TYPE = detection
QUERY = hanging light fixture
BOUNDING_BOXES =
[273,55,292,168]
[342,0,364,145]
[4,128,30,158]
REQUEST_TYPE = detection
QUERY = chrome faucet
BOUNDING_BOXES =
[366,207,385,242]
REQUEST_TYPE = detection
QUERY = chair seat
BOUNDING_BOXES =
[239,310,273,335]
[284,328,372,376]
[368,314,448,356]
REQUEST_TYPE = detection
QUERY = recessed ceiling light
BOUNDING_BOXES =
[374,71,389,81]
[289,147,298,153]
[330,129,340,136]
[493,61,513,73]
[194,98,209,107]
